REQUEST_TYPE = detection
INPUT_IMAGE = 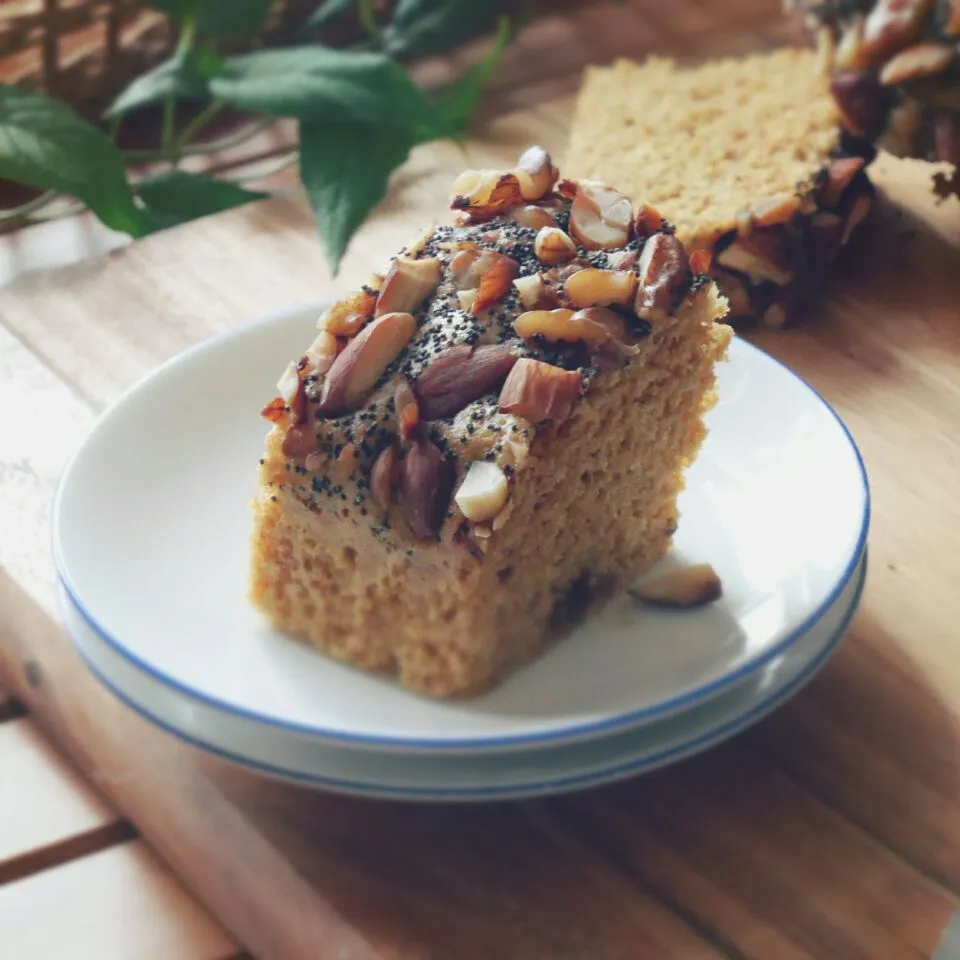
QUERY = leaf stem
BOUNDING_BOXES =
[176,16,197,58]
[0,190,58,222]
[162,98,176,153]
[175,100,224,149]
[120,117,277,161]
[356,0,383,45]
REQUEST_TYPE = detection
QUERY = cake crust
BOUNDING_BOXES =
[250,149,731,698]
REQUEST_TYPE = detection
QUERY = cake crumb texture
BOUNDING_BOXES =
[564,49,840,246]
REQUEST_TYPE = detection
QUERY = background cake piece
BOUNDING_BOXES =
[564,48,876,327]
[786,0,960,199]
[250,149,731,699]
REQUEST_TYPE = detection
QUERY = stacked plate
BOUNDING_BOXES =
[53,303,869,802]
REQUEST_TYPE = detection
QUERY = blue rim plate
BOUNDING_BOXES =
[60,551,866,801]
[52,302,870,754]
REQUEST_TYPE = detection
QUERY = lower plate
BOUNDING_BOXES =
[62,550,866,802]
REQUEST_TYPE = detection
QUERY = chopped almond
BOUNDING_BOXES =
[318,311,417,415]
[630,563,722,608]
[455,461,509,522]
[375,257,441,317]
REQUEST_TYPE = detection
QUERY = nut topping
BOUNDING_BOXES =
[370,444,399,509]
[567,180,633,250]
[534,227,578,264]
[716,233,795,286]
[321,289,375,338]
[301,330,340,379]
[260,397,286,424]
[277,362,306,421]
[807,212,845,269]
[835,14,870,71]
[514,308,603,344]
[748,194,800,230]
[575,306,632,344]
[332,443,359,483]
[282,426,316,459]
[841,194,873,244]
[564,267,638,308]
[450,169,524,218]
[635,233,690,322]
[878,98,923,156]
[879,42,954,86]
[862,0,931,62]
[375,257,441,317]
[830,71,894,138]
[318,311,417,415]
[634,203,664,239]
[402,221,435,258]
[395,380,420,443]
[514,146,559,201]
[471,252,520,315]
[509,205,558,230]
[498,358,582,422]
[414,344,517,420]
[455,461,509,523]
[689,248,712,274]
[935,111,960,164]
[820,156,866,207]
[401,438,454,540]
[630,563,722,608]
[513,274,550,310]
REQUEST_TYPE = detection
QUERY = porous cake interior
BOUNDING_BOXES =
[250,286,728,697]
[564,49,839,246]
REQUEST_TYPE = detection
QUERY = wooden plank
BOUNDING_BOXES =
[554,735,957,960]
[0,841,240,960]
[0,716,133,884]
[0,573,727,960]
[0,325,95,609]
[745,621,960,892]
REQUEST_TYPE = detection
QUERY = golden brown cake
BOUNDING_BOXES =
[786,0,960,198]
[564,48,877,327]
[249,148,731,698]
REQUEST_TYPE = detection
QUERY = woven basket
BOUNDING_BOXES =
[0,0,322,119]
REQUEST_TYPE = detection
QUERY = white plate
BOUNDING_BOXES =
[60,551,866,802]
[53,302,869,754]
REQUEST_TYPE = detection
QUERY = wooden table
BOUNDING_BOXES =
[4,1,960,957]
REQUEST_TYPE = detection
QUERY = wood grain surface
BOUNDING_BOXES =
[3,1,960,958]
[0,841,241,960]
[0,717,133,885]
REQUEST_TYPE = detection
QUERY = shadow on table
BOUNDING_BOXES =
[205,603,960,960]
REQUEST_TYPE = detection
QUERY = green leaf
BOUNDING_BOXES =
[147,0,274,37]
[383,0,510,58]
[299,120,413,274]
[103,46,220,118]
[0,84,148,236]
[210,46,433,127]
[301,0,355,31]
[429,17,510,140]
[137,169,269,230]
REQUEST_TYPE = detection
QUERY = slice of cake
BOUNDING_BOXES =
[250,148,731,698]
[564,48,876,327]
[786,0,960,196]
